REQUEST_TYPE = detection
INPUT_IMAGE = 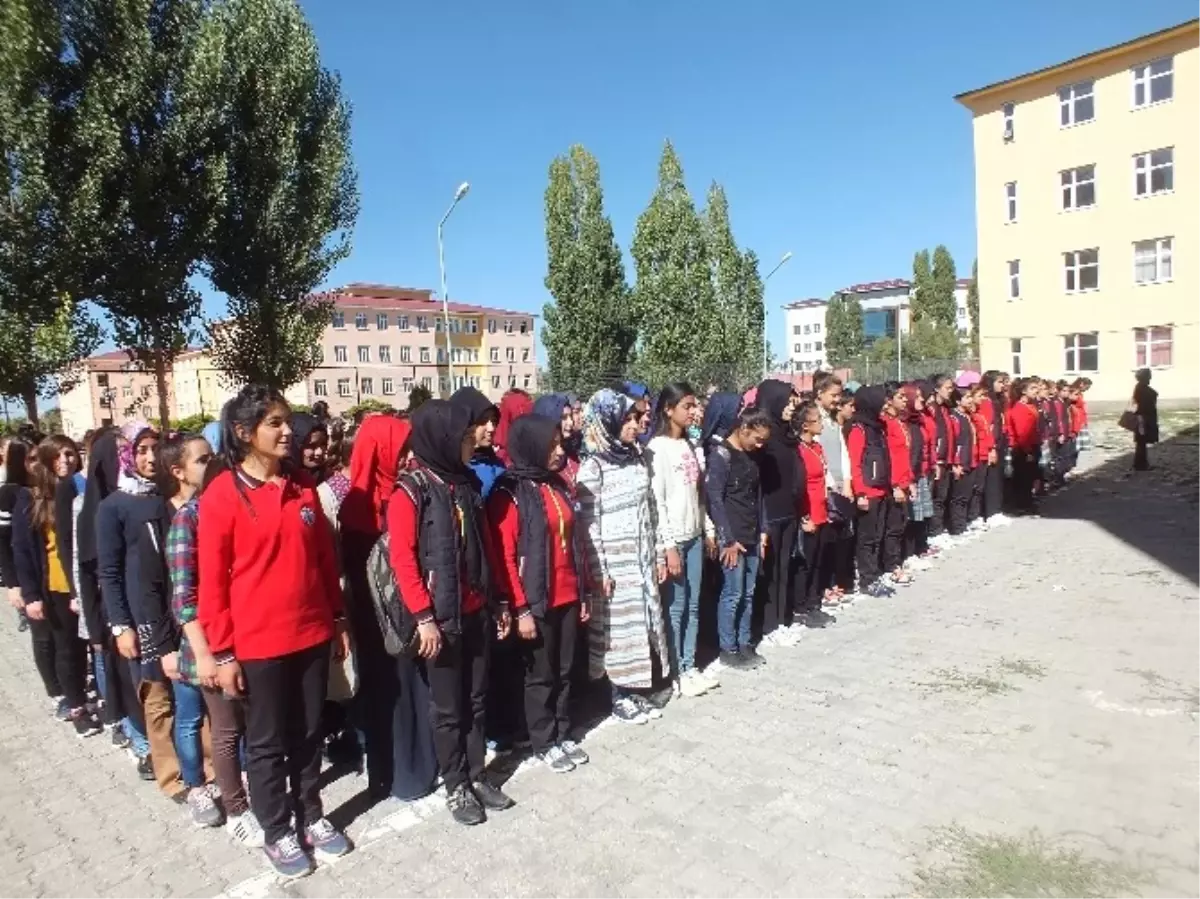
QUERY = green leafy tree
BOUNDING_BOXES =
[542,145,635,394]
[966,258,980,359]
[909,249,933,323]
[929,244,959,328]
[703,182,763,389]
[630,141,717,387]
[202,0,359,392]
[824,292,864,367]
[903,319,962,362]
[0,297,102,425]
[70,0,220,427]
[344,398,393,421]
[407,384,432,411]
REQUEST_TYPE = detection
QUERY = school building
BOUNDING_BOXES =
[956,18,1199,404]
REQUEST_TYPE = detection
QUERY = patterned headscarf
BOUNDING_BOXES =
[581,389,639,464]
[118,420,155,477]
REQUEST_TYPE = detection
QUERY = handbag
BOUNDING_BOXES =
[827,490,854,524]
[1118,402,1138,432]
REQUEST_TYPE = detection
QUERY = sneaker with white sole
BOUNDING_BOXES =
[677,669,710,698]
[538,744,575,773]
[611,696,648,725]
[988,513,1013,527]
[631,695,663,720]
[696,665,720,690]
[263,831,312,879]
[304,817,351,862]
[226,810,266,848]
[187,786,224,828]
[560,739,589,766]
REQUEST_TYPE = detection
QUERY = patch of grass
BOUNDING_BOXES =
[999,658,1047,679]
[921,668,1016,696]
[1119,668,1200,714]
[911,826,1150,898]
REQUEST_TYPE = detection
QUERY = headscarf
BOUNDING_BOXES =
[701,391,741,446]
[756,380,799,447]
[202,421,222,453]
[77,432,120,564]
[495,390,534,465]
[341,415,411,535]
[851,385,887,431]
[288,413,328,474]
[504,414,561,483]
[118,420,154,476]
[581,389,639,464]
[534,393,582,458]
[450,386,498,426]
[755,380,801,523]
[622,381,649,401]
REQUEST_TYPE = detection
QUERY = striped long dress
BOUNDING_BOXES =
[576,453,669,689]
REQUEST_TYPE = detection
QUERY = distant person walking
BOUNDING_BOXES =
[1131,368,1159,472]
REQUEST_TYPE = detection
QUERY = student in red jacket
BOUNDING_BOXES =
[925,375,956,546]
[968,386,996,528]
[881,383,914,586]
[387,400,514,827]
[1005,378,1041,512]
[977,371,1013,526]
[795,401,834,621]
[900,383,936,570]
[488,414,590,774]
[198,385,351,878]
[846,386,892,598]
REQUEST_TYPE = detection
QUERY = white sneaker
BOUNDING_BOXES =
[772,627,801,647]
[989,513,1013,527]
[678,669,711,698]
[696,665,720,690]
[226,810,266,849]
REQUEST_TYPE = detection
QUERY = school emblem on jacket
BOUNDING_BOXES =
[300,504,315,527]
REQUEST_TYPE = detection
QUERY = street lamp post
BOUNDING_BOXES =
[437,182,470,392]
[762,251,793,380]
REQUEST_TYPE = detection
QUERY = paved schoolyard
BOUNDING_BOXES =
[0,425,1196,898]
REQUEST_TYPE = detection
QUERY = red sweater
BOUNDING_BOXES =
[970,411,995,465]
[884,416,914,489]
[386,474,489,620]
[977,397,1011,444]
[1073,396,1089,430]
[847,425,886,500]
[1007,402,1041,453]
[487,485,580,611]
[797,440,829,526]
[198,468,341,662]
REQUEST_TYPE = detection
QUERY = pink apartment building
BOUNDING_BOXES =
[58,350,176,437]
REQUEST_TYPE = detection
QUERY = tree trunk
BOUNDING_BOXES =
[154,352,171,429]
[22,386,39,429]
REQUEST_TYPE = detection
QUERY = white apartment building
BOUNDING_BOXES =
[782,299,829,371]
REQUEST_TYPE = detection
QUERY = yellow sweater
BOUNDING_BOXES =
[45,527,69,594]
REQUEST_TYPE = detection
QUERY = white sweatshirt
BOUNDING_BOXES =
[646,435,713,553]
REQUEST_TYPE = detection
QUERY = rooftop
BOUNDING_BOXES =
[782,298,828,310]
[332,283,531,319]
[955,18,1198,106]
[837,277,974,295]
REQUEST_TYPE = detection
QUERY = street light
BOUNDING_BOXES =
[762,250,793,380]
[438,181,470,391]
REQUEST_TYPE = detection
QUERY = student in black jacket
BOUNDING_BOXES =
[0,437,33,634]
[12,437,99,736]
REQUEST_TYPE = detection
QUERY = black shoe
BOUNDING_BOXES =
[802,609,833,628]
[643,685,674,710]
[739,646,766,669]
[471,779,514,812]
[72,710,103,739]
[111,726,131,751]
[17,610,28,632]
[718,650,752,671]
[447,784,485,826]
[136,755,155,781]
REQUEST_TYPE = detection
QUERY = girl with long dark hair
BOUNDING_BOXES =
[289,414,330,484]
[925,375,956,547]
[198,386,351,878]
[754,380,803,645]
[386,400,514,826]
[847,386,892,598]
[977,371,1012,526]
[1,437,33,634]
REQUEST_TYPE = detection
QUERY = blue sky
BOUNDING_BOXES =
[230,1,1192,356]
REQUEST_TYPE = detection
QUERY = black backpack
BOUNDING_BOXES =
[854,423,890,489]
[365,472,431,657]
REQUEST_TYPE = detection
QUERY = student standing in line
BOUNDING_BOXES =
[13,437,101,736]
[968,386,996,528]
[493,389,534,466]
[289,414,330,484]
[488,414,590,773]
[832,392,859,595]
[977,372,1012,526]
[646,382,718,697]
[813,374,851,603]
[846,386,892,598]
[794,402,834,623]
[533,393,583,491]
[752,380,803,646]
[1006,378,1041,513]
[576,389,669,725]
[925,376,956,546]
[386,400,514,826]
[705,405,770,670]
[199,386,351,878]
[881,384,914,587]
[0,438,33,636]
[945,390,978,538]
[450,386,504,499]
[898,384,935,572]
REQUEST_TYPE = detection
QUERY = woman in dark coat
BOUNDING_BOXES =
[1132,368,1159,471]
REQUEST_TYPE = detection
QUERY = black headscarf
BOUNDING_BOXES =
[289,413,328,476]
[756,379,799,446]
[450,386,498,425]
[505,414,561,483]
[533,393,581,458]
[78,432,119,565]
[851,385,887,432]
[701,391,741,446]
[755,379,801,523]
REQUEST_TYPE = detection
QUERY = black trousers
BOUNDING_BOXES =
[522,604,578,753]
[242,641,331,844]
[947,469,974,535]
[1134,435,1150,471]
[800,525,833,613]
[928,467,950,537]
[1011,452,1037,511]
[903,518,928,560]
[754,517,800,638]
[830,520,856,591]
[427,610,490,792]
[966,467,984,522]
[28,591,88,709]
[855,498,886,588]
[983,462,1005,520]
[77,560,107,650]
[881,496,906,573]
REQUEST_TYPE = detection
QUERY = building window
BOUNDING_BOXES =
[1010,338,1022,376]
[508,375,517,388]
[376,313,388,330]
[523,375,532,389]
[1058,80,1094,127]
[803,343,812,352]
[332,311,345,329]
[491,375,501,389]
[314,379,328,397]
[419,347,431,363]
[794,343,802,354]
[1063,332,1099,373]
[379,345,391,363]
[421,376,432,390]
[435,317,443,333]
[1061,165,1095,210]
[466,319,478,334]
[506,347,515,362]
[1134,237,1173,284]
[521,348,530,362]
[338,378,352,397]
[401,378,413,395]
[814,341,823,351]
[1002,102,1014,141]
[334,345,347,363]
[355,312,367,330]
[470,349,480,362]
[1002,181,1018,222]
[96,373,109,388]
[803,324,811,334]
[451,318,462,334]
[504,319,514,334]
[451,348,463,364]
[358,346,370,363]
[417,316,428,332]
[792,325,802,335]
[382,377,395,395]
[360,377,374,395]
[1133,326,1172,368]
[1134,148,1173,197]
[519,320,528,334]
[400,346,411,363]
[1132,57,1172,108]
[1063,249,1099,293]
[812,323,821,334]
[1008,260,1020,299]
[439,377,449,393]
[487,319,496,333]
[490,347,500,363]
[398,315,409,331]
[437,348,446,363]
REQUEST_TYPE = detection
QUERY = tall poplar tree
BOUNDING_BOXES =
[966,258,980,359]
[703,182,763,388]
[824,292,864,367]
[909,249,934,323]
[930,244,959,328]
[542,145,635,393]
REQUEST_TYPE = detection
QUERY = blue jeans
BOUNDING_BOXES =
[172,680,206,788]
[718,549,759,652]
[662,536,704,674]
[93,649,108,706]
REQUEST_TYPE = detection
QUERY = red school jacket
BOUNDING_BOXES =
[486,484,580,612]
[970,410,996,466]
[847,425,887,501]
[1006,402,1041,454]
[796,440,829,526]
[884,416,914,489]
